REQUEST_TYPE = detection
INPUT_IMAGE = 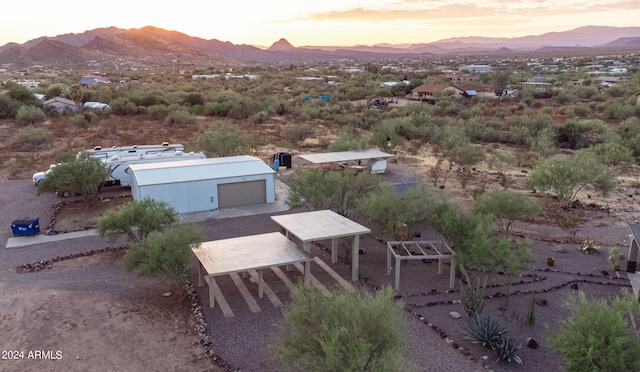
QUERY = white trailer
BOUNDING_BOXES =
[86,142,184,159]
[104,151,206,187]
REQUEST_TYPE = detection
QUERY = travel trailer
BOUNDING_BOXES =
[86,142,184,159]
[103,150,206,187]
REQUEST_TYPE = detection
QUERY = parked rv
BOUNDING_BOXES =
[86,142,184,159]
[103,150,206,187]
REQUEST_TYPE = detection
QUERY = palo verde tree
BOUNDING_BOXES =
[472,189,542,235]
[523,149,616,208]
[359,183,434,240]
[546,290,640,371]
[123,224,204,297]
[274,285,409,372]
[36,150,111,202]
[286,167,380,220]
[97,197,178,243]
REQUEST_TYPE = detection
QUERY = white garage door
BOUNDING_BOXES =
[217,180,266,208]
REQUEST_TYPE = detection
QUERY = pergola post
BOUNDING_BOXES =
[352,235,360,281]
[303,241,311,287]
[331,238,339,264]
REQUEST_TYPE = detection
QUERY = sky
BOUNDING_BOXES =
[2,0,640,47]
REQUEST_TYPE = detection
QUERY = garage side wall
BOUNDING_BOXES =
[133,174,275,214]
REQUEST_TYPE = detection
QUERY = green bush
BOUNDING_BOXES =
[16,105,47,125]
[275,286,408,371]
[164,109,194,127]
[546,291,640,372]
[283,123,315,143]
[14,126,53,148]
[147,104,169,121]
[110,97,138,116]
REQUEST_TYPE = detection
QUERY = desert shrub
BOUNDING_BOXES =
[283,123,315,143]
[604,102,637,121]
[0,95,21,118]
[605,85,626,98]
[328,131,368,152]
[110,97,138,116]
[564,104,590,118]
[69,113,93,129]
[275,285,407,372]
[554,91,576,104]
[555,119,611,149]
[7,85,42,106]
[546,291,640,372]
[164,109,194,127]
[15,105,47,125]
[14,126,53,149]
[587,141,634,166]
[182,92,204,106]
[618,118,640,156]
[249,110,270,125]
[529,127,557,157]
[146,104,169,121]
[472,189,542,235]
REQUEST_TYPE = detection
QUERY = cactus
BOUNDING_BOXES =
[459,266,486,317]
[525,295,536,325]
[580,237,600,254]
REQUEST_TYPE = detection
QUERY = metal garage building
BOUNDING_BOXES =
[128,155,276,213]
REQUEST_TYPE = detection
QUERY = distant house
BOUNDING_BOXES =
[79,75,110,88]
[458,64,492,73]
[408,83,467,101]
[43,96,78,113]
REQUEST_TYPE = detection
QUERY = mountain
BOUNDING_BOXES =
[267,38,296,52]
[1,25,640,68]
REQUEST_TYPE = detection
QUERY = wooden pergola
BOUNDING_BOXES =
[386,240,455,290]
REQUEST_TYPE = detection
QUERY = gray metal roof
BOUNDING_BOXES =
[129,155,275,186]
[298,149,393,164]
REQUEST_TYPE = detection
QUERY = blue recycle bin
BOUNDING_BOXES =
[10,218,40,236]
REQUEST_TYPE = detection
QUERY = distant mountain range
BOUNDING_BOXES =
[1,25,640,69]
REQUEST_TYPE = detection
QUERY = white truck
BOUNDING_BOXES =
[103,150,206,187]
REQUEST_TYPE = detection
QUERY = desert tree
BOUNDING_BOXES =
[286,167,381,220]
[97,197,178,243]
[359,183,434,240]
[523,150,616,208]
[493,69,512,98]
[369,119,405,153]
[123,224,204,297]
[36,150,111,202]
[472,189,542,235]
[196,120,252,157]
[546,290,640,371]
[274,285,409,372]
[487,150,516,189]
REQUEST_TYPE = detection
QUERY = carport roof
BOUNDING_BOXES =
[129,155,274,186]
[298,149,392,164]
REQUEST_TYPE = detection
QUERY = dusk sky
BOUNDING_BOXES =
[2,0,639,47]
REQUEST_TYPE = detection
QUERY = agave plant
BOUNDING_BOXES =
[459,266,486,317]
[464,312,505,348]
[493,337,523,365]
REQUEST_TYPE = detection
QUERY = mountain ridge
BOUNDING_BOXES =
[1,25,640,68]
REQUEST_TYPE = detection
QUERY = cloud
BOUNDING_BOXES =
[296,4,498,23]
